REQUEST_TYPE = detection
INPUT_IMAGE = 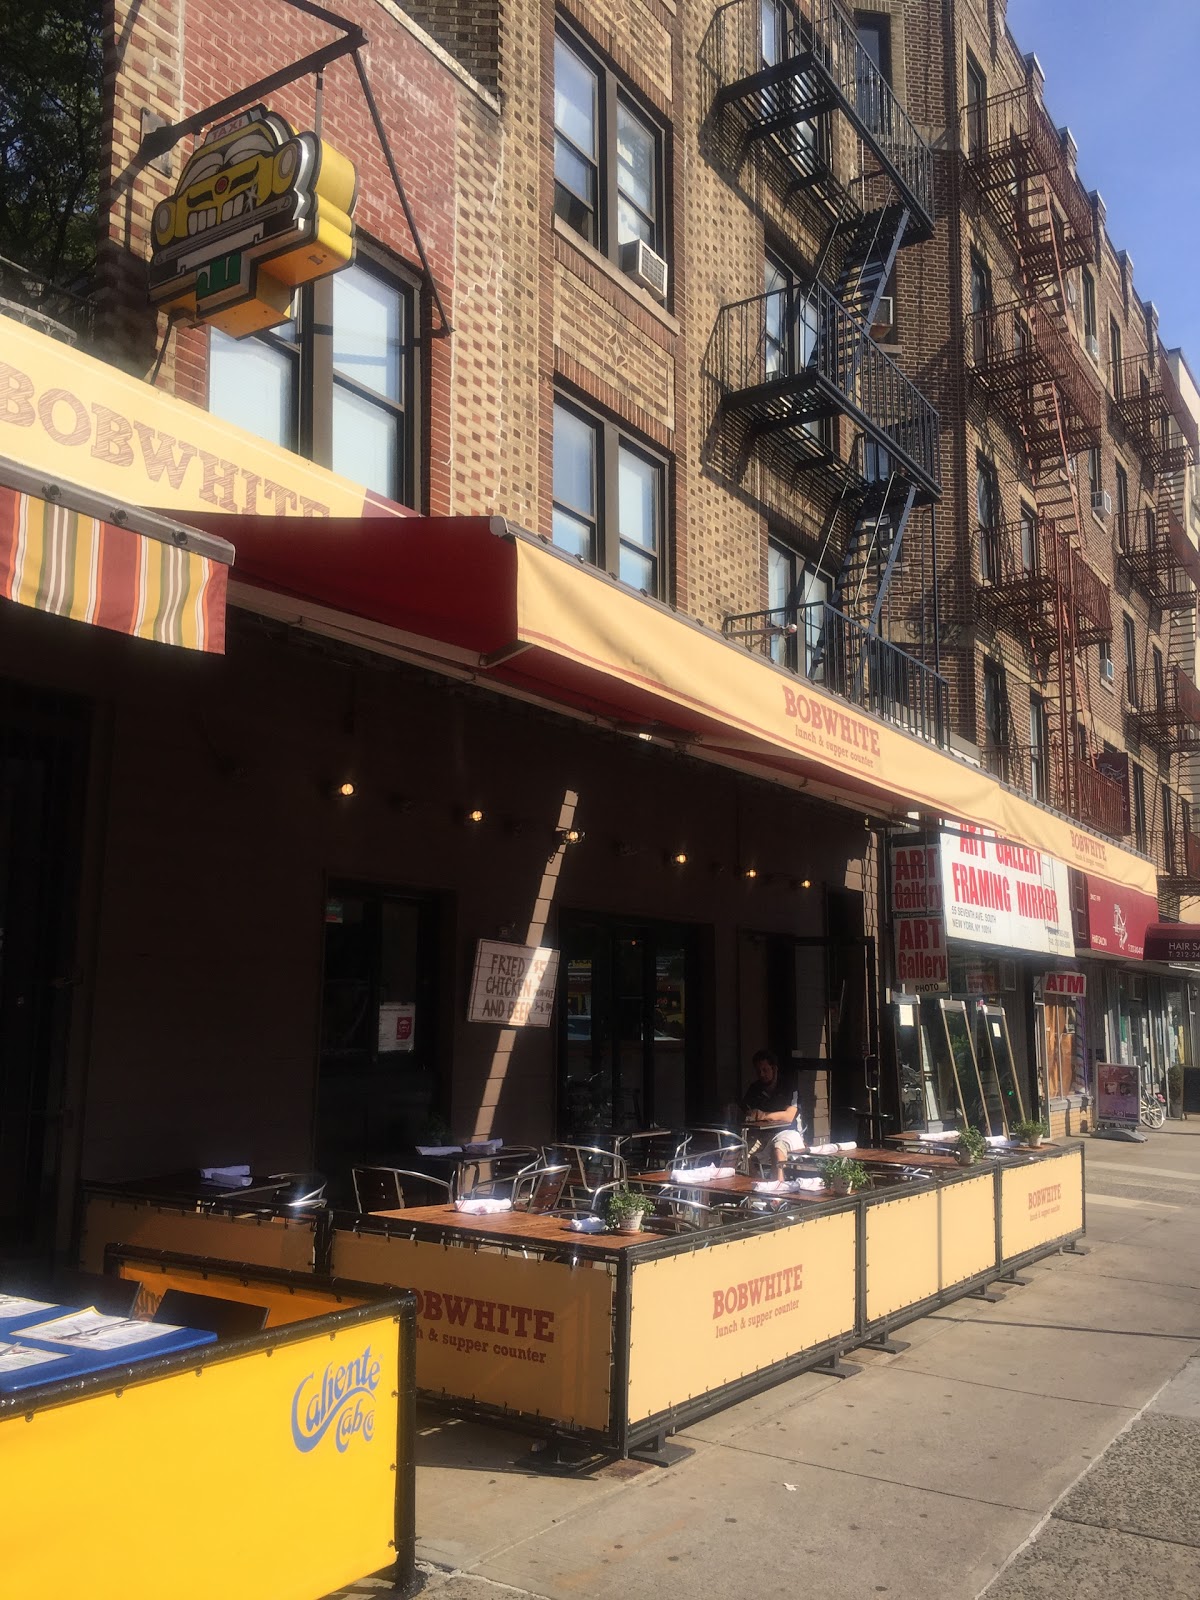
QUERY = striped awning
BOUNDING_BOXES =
[0,469,232,654]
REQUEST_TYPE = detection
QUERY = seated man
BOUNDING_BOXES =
[739,1049,805,1180]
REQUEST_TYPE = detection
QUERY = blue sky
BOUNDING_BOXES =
[1005,0,1200,362]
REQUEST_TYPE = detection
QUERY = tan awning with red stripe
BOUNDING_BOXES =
[0,461,232,654]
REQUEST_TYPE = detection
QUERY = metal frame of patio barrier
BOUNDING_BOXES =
[77,1145,1084,1460]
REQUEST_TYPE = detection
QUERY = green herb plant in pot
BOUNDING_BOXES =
[954,1126,987,1166]
[818,1155,870,1197]
[1011,1118,1049,1149]
[606,1185,653,1235]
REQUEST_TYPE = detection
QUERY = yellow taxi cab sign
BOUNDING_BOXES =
[148,105,358,337]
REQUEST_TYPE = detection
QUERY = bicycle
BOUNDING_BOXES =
[1139,1088,1167,1129]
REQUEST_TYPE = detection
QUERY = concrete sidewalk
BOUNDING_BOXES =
[342,1126,1200,1600]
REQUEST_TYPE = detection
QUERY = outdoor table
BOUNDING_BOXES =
[370,1203,648,1254]
[1,1314,216,1394]
[639,1170,830,1204]
[0,1295,65,1338]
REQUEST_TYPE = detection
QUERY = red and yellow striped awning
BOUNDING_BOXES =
[0,481,231,654]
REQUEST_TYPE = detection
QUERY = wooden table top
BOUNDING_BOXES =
[369,1204,646,1252]
[885,1134,1061,1154]
[639,1170,832,1202]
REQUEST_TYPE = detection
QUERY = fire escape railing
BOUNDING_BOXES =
[1152,817,1200,890]
[707,0,935,234]
[1115,506,1200,610]
[712,281,941,496]
[975,515,1111,648]
[966,304,1104,459]
[1127,665,1200,752]
[1069,754,1129,840]
[961,84,1094,275]
[722,599,950,747]
[1111,355,1199,475]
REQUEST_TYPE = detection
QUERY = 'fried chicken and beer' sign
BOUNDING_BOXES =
[467,940,559,1027]
[892,828,1073,991]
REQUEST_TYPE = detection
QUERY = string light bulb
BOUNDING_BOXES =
[466,807,485,824]
[335,781,356,798]
[802,878,812,889]
[671,851,689,866]
[744,867,758,880]
[558,827,585,845]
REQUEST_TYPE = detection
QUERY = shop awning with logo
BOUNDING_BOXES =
[1144,924,1200,964]
[1078,874,1159,962]
[0,461,233,654]
[198,509,1158,896]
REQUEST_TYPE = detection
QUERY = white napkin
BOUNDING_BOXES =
[463,1139,503,1155]
[756,1177,827,1193]
[837,1141,857,1151]
[669,1165,737,1182]
[416,1145,462,1156]
[454,1198,512,1215]
[567,1216,606,1232]
[201,1164,252,1185]
[809,1143,839,1156]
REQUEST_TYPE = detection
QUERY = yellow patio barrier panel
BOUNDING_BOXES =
[332,1228,615,1431]
[1000,1148,1085,1261]
[80,1193,319,1274]
[626,1210,857,1425]
[113,1253,360,1327]
[864,1189,940,1325]
[0,1302,407,1600]
[939,1172,999,1289]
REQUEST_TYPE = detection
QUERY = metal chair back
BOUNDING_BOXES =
[511,1163,571,1213]
[615,1130,688,1172]
[351,1166,452,1212]
[554,1144,627,1193]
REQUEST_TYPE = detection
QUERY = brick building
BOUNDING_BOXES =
[0,0,1189,1256]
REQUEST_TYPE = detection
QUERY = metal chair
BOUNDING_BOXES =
[351,1166,453,1213]
[615,1130,688,1173]
[685,1126,749,1169]
[228,1172,328,1212]
[456,1146,540,1200]
[510,1163,571,1213]
[653,1190,719,1233]
[153,1288,269,1340]
[554,1144,627,1197]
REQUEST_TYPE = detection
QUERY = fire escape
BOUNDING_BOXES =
[962,77,1124,837]
[704,0,944,742]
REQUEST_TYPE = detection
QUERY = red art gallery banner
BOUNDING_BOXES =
[1083,875,1157,961]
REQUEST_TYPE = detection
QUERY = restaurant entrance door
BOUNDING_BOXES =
[316,882,441,1200]
[559,914,697,1139]
[0,682,88,1258]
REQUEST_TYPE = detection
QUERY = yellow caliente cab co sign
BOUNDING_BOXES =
[148,105,357,337]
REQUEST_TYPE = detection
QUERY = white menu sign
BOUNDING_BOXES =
[467,940,560,1027]
[940,827,1073,956]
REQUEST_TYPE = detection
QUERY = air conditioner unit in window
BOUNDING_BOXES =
[1092,489,1112,518]
[1086,332,1100,359]
[1101,657,1115,685]
[870,296,895,335]
[619,239,669,303]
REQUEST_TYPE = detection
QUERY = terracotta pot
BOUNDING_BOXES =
[1029,1133,1044,1148]
[954,1151,976,1167]
[617,1215,644,1234]
[829,1178,852,1196]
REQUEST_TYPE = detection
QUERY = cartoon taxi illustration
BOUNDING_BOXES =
[148,106,357,338]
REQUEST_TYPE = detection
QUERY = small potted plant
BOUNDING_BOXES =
[1012,1118,1049,1149]
[606,1186,653,1235]
[818,1156,870,1197]
[954,1126,988,1166]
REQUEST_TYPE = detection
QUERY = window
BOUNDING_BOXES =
[768,539,828,675]
[765,253,827,444]
[1123,614,1138,705]
[1019,500,1038,574]
[1081,270,1097,345]
[1162,784,1176,872]
[1110,316,1124,397]
[552,396,666,595]
[554,28,665,273]
[856,13,892,84]
[983,658,1007,758]
[762,1,819,167]
[1115,461,1130,543]
[969,252,992,364]
[977,456,1000,581]
[1153,644,1165,708]
[964,54,987,159]
[1132,762,1147,851]
[1098,637,1113,687]
[1086,446,1101,504]
[1029,692,1048,802]
[209,255,416,505]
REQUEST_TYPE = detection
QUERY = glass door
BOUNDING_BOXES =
[558,915,696,1139]
[936,999,989,1131]
[977,1004,1025,1126]
[317,883,440,1196]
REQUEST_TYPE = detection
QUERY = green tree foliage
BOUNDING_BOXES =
[0,0,102,294]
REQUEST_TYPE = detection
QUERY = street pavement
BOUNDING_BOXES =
[336,1123,1200,1600]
